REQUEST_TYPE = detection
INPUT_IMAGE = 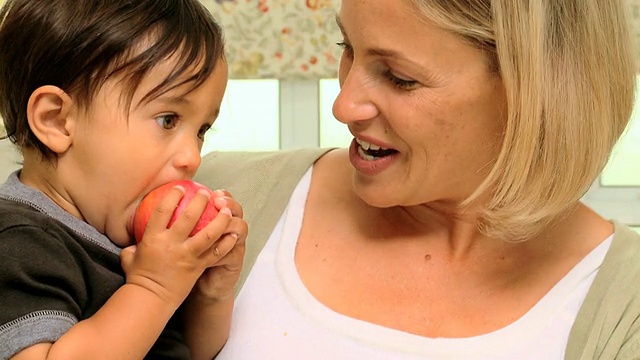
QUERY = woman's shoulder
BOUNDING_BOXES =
[195,148,338,297]
[602,223,640,276]
[584,223,640,305]
[195,148,333,190]
[309,148,353,194]
[565,223,640,359]
[194,147,338,237]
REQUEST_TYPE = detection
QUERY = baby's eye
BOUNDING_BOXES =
[198,123,212,141]
[156,114,179,130]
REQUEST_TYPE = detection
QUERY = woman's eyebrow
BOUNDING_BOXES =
[334,14,413,63]
[335,15,346,35]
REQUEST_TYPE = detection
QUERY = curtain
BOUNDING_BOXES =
[206,0,640,79]
[0,0,638,79]
[202,0,342,79]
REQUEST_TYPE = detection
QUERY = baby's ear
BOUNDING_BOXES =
[27,85,75,154]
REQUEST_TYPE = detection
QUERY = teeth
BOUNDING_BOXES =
[357,146,376,161]
[356,138,370,150]
[356,138,386,151]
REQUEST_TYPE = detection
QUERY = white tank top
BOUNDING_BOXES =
[216,168,612,359]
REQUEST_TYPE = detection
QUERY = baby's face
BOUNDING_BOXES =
[56,58,228,246]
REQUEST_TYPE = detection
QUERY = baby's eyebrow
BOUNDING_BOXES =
[161,93,190,103]
[132,92,190,111]
[153,94,192,107]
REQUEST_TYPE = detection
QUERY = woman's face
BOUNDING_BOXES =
[334,0,507,209]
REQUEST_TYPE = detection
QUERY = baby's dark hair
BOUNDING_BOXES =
[0,0,225,160]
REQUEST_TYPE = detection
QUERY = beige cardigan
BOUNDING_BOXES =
[194,148,640,360]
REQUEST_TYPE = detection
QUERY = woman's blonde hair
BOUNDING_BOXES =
[411,0,637,240]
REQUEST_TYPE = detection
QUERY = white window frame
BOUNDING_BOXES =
[279,80,320,149]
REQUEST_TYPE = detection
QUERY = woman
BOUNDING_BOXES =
[195,0,640,358]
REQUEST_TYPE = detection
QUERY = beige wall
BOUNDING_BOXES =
[0,138,21,180]
[0,0,17,180]
[0,104,20,179]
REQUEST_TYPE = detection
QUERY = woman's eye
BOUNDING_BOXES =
[336,41,353,57]
[156,114,178,130]
[384,70,418,90]
[198,123,212,141]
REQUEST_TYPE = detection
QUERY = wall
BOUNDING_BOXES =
[0,138,21,180]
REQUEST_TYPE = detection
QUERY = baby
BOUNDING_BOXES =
[0,0,246,358]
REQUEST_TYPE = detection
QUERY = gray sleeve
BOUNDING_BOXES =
[0,311,77,359]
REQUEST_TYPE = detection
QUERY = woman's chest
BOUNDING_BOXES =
[294,204,549,338]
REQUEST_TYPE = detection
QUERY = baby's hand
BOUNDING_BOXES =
[192,190,247,301]
[119,185,234,308]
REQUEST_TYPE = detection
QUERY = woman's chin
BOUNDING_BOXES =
[353,187,399,209]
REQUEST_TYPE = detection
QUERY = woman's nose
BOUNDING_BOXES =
[332,65,379,125]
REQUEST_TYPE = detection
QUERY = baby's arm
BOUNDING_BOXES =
[11,186,233,360]
[183,192,248,359]
[183,289,235,359]
[13,280,189,359]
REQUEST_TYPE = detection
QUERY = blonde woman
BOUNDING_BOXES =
[196,0,639,358]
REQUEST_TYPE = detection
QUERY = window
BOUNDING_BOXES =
[582,78,640,227]
[202,80,280,155]
[319,79,352,148]
[600,78,640,186]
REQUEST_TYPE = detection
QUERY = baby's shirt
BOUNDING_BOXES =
[0,171,189,359]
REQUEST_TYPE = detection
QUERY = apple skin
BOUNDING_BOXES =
[133,180,219,243]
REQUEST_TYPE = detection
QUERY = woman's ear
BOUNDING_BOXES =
[26,85,75,154]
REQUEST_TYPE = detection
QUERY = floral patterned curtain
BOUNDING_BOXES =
[202,0,342,79]
[206,0,640,80]
[0,0,639,80]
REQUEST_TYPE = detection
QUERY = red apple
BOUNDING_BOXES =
[133,180,219,243]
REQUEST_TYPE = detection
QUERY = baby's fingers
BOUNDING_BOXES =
[224,217,248,246]
[184,207,233,256]
[205,232,239,265]
[169,188,211,236]
[142,186,185,239]
[212,190,244,218]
